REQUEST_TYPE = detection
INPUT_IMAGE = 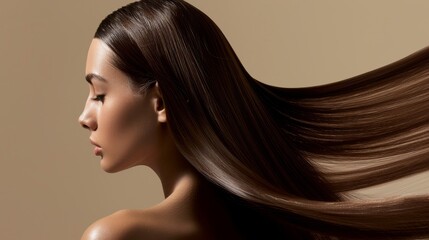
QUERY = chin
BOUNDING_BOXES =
[100,157,133,173]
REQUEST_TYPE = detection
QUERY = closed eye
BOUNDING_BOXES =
[92,94,105,103]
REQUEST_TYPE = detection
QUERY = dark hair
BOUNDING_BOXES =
[94,0,429,238]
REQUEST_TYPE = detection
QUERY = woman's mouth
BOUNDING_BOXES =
[90,139,103,157]
[94,146,103,156]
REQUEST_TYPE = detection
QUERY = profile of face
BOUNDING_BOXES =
[79,39,166,173]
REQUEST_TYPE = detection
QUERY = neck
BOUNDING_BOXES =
[149,129,200,198]
[158,159,199,199]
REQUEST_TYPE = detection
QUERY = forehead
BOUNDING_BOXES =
[85,39,135,91]
[86,38,115,76]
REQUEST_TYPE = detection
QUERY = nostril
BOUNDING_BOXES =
[79,118,97,131]
[78,112,97,131]
[79,117,90,130]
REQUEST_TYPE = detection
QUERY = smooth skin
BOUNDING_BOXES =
[79,39,241,240]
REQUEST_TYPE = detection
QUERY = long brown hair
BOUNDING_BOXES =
[94,0,429,238]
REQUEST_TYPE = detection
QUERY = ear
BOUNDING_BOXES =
[152,82,167,123]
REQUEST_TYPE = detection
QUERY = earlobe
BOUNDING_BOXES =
[153,82,167,123]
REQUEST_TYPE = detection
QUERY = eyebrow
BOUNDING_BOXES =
[85,73,108,84]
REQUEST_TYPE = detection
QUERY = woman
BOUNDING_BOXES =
[79,0,429,239]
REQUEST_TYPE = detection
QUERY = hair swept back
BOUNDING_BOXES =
[93,0,429,238]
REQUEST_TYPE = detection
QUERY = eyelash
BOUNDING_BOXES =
[92,94,105,102]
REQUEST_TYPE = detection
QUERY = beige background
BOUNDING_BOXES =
[1,1,429,239]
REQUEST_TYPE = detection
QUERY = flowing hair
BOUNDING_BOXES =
[94,0,429,238]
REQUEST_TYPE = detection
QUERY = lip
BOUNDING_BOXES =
[90,138,103,156]
[90,138,101,147]
[93,146,103,156]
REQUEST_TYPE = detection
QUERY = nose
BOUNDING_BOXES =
[78,105,97,131]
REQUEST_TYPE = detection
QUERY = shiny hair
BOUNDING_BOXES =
[94,0,429,238]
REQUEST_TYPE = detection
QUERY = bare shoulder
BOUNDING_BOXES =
[80,209,199,240]
[80,210,145,240]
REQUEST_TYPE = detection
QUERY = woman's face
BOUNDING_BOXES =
[79,39,163,173]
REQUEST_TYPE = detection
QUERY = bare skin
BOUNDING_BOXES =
[79,39,241,240]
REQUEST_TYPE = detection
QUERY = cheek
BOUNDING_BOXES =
[99,98,159,166]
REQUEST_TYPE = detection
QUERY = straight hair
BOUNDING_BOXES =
[94,0,429,238]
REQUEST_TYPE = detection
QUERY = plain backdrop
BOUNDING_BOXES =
[1,1,429,239]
